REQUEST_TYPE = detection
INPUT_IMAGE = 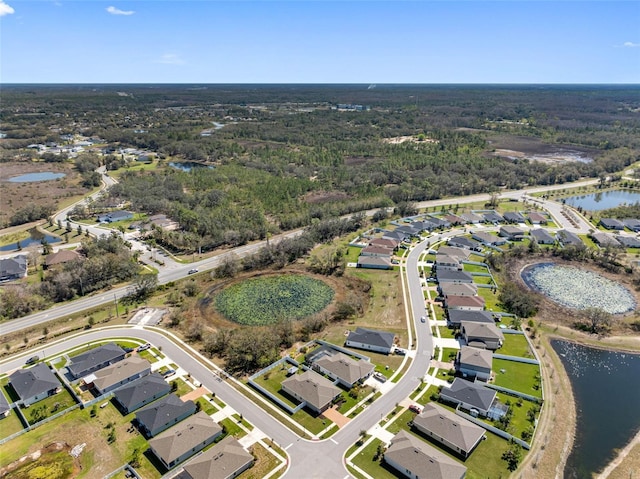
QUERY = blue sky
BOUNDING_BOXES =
[1,1,639,83]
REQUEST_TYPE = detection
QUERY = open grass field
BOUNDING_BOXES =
[0,400,159,479]
[493,359,542,397]
[499,334,534,358]
[476,287,501,311]
[0,410,26,440]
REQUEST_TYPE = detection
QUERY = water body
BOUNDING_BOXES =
[0,230,61,251]
[7,172,66,183]
[563,189,640,211]
[168,162,214,172]
[551,340,640,478]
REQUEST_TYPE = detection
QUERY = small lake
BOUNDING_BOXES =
[552,340,640,478]
[563,190,640,211]
[7,172,66,183]
[0,230,61,251]
[169,162,214,172]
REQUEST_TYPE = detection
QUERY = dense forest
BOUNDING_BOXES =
[1,85,639,251]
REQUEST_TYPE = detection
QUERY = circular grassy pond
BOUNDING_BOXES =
[522,263,635,314]
[214,274,335,325]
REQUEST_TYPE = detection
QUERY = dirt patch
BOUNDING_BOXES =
[381,135,438,145]
[0,161,85,228]
[485,134,598,164]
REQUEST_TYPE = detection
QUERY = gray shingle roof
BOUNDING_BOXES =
[136,394,196,435]
[148,411,222,466]
[313,352,375,385]
[384,431,467,479]
[281,370,341,411]
[461,321,504,342]
[530,228,555,244]
[413,403,486,454]
[441,378,496,412]
[346,327,395,350]
[90,356,150,392]
[0,389,11,416]
[9,363,59,401]
[436,270,473,282]
[458,346,493,370]
[114,373,171,412]
[446,310,495,326]
[68,343,126,378]
[180,436,253,479]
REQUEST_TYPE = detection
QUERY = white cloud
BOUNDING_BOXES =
[623,41,640,48]
[155,53,185,65]
[0,1,15,16]
[106,6,134,16]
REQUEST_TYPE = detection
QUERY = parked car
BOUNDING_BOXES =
[373,372,387,383]
[25,356,39,365]
[138,343,151,352]
[188,268,199,274]
[163,369,176,378]
[409,404,422,414]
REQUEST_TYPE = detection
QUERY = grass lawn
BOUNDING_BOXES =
[137,349,159,363]
[579,234,599,250]
[291,408,331,435]
[195,397,217,415]
[337,385,373,414]
[0,400,159,479]
[350,438,399,479]
[468,253,486,262]
[473,275,494,285]
[51,357,68,369]
[499,334,534,358]
[476,287,501,311]
[23,389,77,425]
[493,359,542,398]
[386,409,416,434]
[0,410,26,439]
[345,246,364,261]
[463,264,488,274]
[232,413,254,431]
[210,394,226,409]
[433,304,446,321]
[438,326,458,339]
[252,367,298,408]
[171,378,193,398]
[220,417,248,439]
[492,392,538,440]
[238,442,283,479]
[441,347,459,362]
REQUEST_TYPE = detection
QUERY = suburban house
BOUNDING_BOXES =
[113,372,171,413]
[149,214,180,231]
[281,370,341,414]
[456,346,493,381]
[0,390,11,418]
[435,254,462,271]
[148,411,223,470]
[503,212,526,224]
[471,231,506,246]
[9,363,61,406]
[369,237,399,250]
[527,212,548,225]
[616,235,640,248]
[345,327,396,354]
[440,378,502,419]
[383,230,409,243]
[384,430,467,479]
[44,249,82,269]
[437,246,471,261]
[395,225,422,238]
[136,394,197,438]
[482,211,504,224]
[179,436,254,479]
[460,321,504,350]
[444,214,466,225]
[439,283,478,298]
[360,245,393,257]
[460,212,483,224]
[591,232,622,248]
[436,270,474,284]
[444,295,485,311]
[84,356,151,395]
[623,219,640,232]
[97,210,134,223]
[0,255,28,281]
[556,230,584,247]
[446,310,496,328]
[67,343,126,379]
[412,403,486,458]
[311,351,375,389]
[599,218,625,230]
[447,236,482,251]
[499,226,526,240]
[357,256,392,270]
[530,228,555,245]
[427,217,451,229]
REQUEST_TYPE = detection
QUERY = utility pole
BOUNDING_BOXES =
[114,293,119,318]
